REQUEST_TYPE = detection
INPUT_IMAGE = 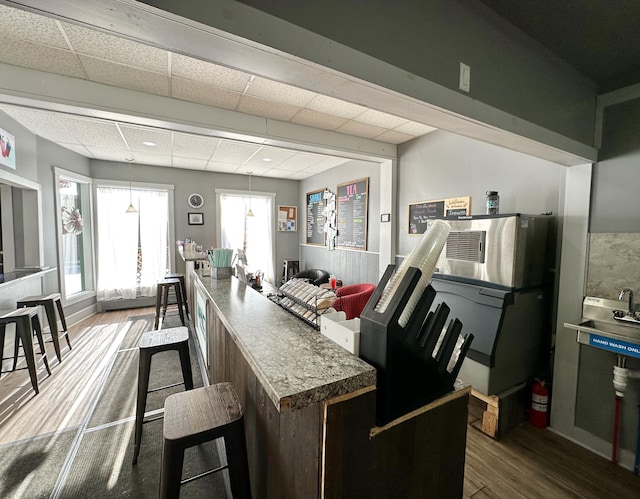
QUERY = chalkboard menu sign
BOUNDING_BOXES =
[306,188,325,245]
[336,178,369,250]
[408,196,471,234]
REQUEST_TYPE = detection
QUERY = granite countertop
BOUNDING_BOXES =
[194,275,376,413]
[0,267,56,287]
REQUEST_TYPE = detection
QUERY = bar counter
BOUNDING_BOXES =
[194,275,376,411]
[189,270,470,499]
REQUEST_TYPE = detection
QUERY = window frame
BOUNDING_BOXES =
[54,167,96,305]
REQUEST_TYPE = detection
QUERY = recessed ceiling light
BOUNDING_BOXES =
[263,157,272,162]
[143,141,156,147]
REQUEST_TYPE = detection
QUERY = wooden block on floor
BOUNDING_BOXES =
[470,383,527,439]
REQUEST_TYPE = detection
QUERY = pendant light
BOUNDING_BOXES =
[126,160,137,213]
[246,171,255,217]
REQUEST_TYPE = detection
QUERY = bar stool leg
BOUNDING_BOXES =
[42,301,62,362]
[154,288,163,330]
[174,283,186,326]
[177,343,193,390]
[17,318,40,394]
[32,315,51,375]
[160,440,185,499]
[226,419,252,499]
[162,285,170,321]
[133,349,152,465]
[0,324,5,380]
[54,297,72,350]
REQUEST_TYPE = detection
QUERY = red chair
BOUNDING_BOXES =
[334,283,376,320]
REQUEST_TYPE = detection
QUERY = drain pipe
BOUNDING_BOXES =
[612,355,640,466]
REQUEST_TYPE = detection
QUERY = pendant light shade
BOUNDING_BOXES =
[246,171,255,217]
[126,160,137,213]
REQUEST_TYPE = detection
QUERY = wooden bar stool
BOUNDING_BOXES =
[155,278,187,330]
[165,272,190,319]
[132,326,194,465]
[17,292,72,362]
[0,307,51,394]
[160,382,251,499]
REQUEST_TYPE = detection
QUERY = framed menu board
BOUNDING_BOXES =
[336,178,368,250]
[306,188,325,245]
[408,196,471,234]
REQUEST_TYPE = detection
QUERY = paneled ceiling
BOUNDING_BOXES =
[0,3,436,179]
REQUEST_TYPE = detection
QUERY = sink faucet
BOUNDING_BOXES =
[619,288,635,316]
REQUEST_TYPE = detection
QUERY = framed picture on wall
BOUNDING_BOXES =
[188,212,204,225]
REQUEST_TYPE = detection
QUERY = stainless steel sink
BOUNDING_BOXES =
[565,297,640,358]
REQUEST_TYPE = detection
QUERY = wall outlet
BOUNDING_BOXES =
[459,62,471,92]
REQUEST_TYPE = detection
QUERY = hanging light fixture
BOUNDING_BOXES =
[246,171,255,217]
[126,160,137,213]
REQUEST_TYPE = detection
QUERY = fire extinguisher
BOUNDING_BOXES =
[530,379,549,428]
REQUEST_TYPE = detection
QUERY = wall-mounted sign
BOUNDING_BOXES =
[278,205,297,232]
[0,127,16,170]
[336,178,369,250]
[408,196,471,234]
[306,189,325,245]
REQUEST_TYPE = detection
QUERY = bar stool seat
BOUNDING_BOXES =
[17,292,71,363]
[0,307,51,394]
[155,278,187,329]
[133,326,194,465]
[160,382,251,499]
[165,272,190,319]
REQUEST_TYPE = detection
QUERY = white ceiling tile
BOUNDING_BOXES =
[374,130,414,144]
[235,165,270,176]
[277,152,325,171]
[0,5,68,48]
[79,56,170,96]
[237,95,300,121]
[173,133,220,160]
[243,146,296,168]
[289,171,313,180]
[355,109,408,129]
[172,77,241,110]
[128,151,172,168]
[306,94,368,119]
[0,34,85,78]
[290,109,347,130]
[63,23,168,73]
[119,126,173,155]
[173,156,208,170]
[246,77,316,107]
[335,120,387,139]
[171,54,251,91]
[205,161,240,173]
[84,145,132,162]
[263,169,295,178]
[0,106,80,143]
[57,143,94,157]
[212,140,261,164]
[303,157,350,173]
[54,115,126,148]
[393,121,437,136]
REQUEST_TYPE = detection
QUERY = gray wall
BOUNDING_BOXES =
[298,159,381,286]
[235,0,596,146]
[571,97,640,455]
[397,130,564,256]
[90,160,300,283]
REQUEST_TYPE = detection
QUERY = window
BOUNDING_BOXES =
[95,182,174,301]
[55,169,95,301]
[217,190,275,284]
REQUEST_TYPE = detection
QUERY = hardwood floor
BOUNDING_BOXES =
[1,308,640,498]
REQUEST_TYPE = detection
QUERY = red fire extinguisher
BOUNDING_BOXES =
[530,379,549,428]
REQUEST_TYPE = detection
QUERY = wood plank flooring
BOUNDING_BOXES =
[1,307,639,498]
